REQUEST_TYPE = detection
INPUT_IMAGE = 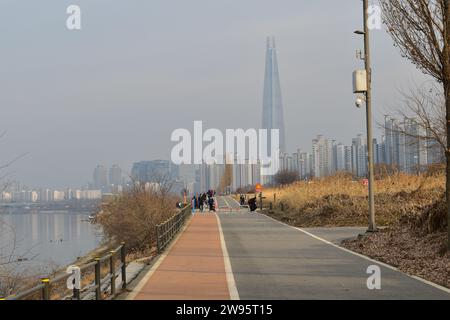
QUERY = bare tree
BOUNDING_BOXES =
[96,178,177,253]
[219,164,233,193]
[274,170,300,186]
[382,84,446,174]
[0,133,31,296]
[386,84,444,147]
[0,220,25,297]
[150,171,175,201]
[380,0,450,249]
[408,84,444,145]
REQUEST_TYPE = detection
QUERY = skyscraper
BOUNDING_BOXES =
[93,165,108,192]
[109,165,123,193]
[262,36,286,154]
[109,165,122,186]
[404,118,428,173]
[131,160,171,183]
[335,143,348,172]
[351,134,368,177]
[312,135,334,178]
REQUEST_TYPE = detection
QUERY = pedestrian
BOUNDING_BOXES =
[208,196,215,212]
[199,196,204,212]
[239,194,245,206]
[248,196,257,212]
[192,196,197,210]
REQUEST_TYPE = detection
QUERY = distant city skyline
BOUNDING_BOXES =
[2,112,443,201]
[0,1,430,187]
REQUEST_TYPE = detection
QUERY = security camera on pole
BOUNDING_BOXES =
[353,0,377,232]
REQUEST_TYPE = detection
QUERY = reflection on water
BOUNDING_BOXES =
[0,209,102,274]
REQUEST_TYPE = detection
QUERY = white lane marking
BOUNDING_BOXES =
[227,195,242,207]
[215,213,240,300]
[222,196,231,210]
[220,196,238,212]
[258,213,450,295]
[126,217,193,300]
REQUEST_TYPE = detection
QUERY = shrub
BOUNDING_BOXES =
[274,170,300,186]
[95,185,177,254]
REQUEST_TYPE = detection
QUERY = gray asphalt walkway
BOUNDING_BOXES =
[218,211,450,300]
[303,227,367,244]
[217,195,243,210]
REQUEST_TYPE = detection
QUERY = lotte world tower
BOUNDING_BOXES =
[262,36,286,155]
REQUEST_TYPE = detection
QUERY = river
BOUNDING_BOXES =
[0,209,102,275]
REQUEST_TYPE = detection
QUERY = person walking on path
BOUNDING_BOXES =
[239,194,245,206]
[208,196,216,212]
[192,196,197,209]
[248,196,257,212]
[199,193,207,212]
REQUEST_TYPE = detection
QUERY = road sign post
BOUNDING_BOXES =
[255,184,263,211]
[259,192,263,211]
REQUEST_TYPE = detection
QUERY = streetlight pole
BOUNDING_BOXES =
[357,0,376,232]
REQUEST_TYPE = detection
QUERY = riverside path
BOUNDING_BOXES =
[127,196,450,300]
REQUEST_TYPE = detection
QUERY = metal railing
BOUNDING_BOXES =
[156,205,191,253]
[3,243,127,300]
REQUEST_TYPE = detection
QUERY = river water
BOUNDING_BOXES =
[0,209,102,274]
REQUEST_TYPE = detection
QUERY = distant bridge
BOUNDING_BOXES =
[0,200,99,212]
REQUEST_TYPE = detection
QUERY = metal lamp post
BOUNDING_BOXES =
[355,0,377,232]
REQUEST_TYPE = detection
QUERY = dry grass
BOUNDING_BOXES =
[263,172,445,227]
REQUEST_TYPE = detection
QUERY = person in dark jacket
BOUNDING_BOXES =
[248,196,257,212]
[198,194,204,212]
[239,194,245,206]
[208,197,215,211]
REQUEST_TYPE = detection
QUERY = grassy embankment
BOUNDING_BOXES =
[262,172,445,228]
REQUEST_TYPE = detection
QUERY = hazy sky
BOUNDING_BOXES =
[0,0,430,188]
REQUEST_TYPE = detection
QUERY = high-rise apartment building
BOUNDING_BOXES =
[131,160,171,183]
[352,134,368,177]
[109,165,122,187]
[93,165,108,192]
[312,135,334,178]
